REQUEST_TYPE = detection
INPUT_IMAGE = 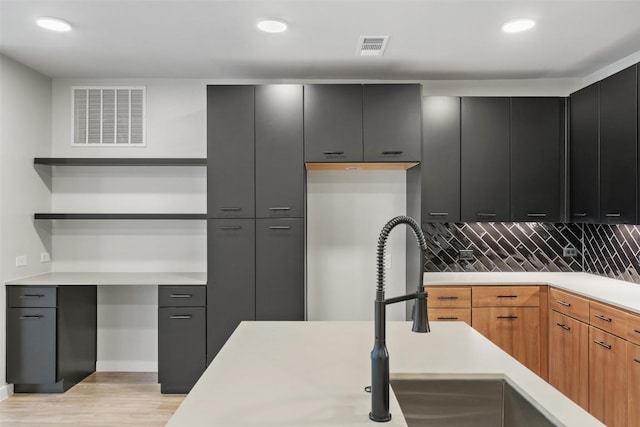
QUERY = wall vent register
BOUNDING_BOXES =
[72,86,145,146]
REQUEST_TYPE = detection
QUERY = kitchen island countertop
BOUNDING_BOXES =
[166,321,602,427]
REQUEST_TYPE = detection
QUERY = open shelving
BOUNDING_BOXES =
[34,157,206,166]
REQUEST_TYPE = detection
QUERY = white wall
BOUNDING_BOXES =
[307,170,407,321]
[0,54,52,396]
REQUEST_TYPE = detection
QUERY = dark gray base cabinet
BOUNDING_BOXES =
[6,285,97,393]
[158,286,206,394]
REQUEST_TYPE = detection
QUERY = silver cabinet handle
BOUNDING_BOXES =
[20,294,44,298]
[573,213,587,217]
[428,213,448,217]
[556,300,571,307]
[170,315,192,320]
[527,213,547,218]
[476,213,496,218]
[605,213,621,217]
[169,294,192,298]
[556,323,571,331]
[269,207,290,211]
[594,340,612,350]
[323,151,344,156]
[497,315,518,319]
[381,151,403,155]
[219,207,241,211]
[19,315,43,319]
[594,314,612,322]
[269,226,291,230]
[219,226,241,230]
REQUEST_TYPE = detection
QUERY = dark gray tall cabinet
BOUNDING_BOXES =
[207,85,305,363]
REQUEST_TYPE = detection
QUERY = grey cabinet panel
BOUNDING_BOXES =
[255,85,304,218]
[159,286,206,307]
[207,85,255,218]
[158,307,206,393]
[7,307,57,384]
[599,65,638,224]
[8,286,56,307]
[461,97,511,222]
[421,96,461,223]
[363,84,422,162]
[569,84,600,223]
[510,98,563,222]
[256,218,304,321]
[304,84,363,162]
[207,219,255,362]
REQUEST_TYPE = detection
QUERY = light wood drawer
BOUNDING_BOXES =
[472,286,540,307]
[549,288,590,323]
[589,300,627,338]
[425,287,471,308]
[627,312,640,345]
[429,308,471,325]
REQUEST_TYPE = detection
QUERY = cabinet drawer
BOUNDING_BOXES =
[429,308,471,325]
[425,287,471,308]
[159,286,206,307]
[549,288,590,323]
[627,312,640,346]
[590,301,627,338]
[7,286,57,308]
[472,286,540,307]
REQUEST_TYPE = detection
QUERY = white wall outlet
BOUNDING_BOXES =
[384,254,392,270]
[40,252,51,263]
[15,255,27,267]
[563,247,578,257]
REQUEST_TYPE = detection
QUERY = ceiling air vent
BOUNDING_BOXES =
[72,86,146,146]
[357,36,389,56]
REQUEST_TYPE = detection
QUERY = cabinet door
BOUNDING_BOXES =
[158,307,206,393]
[207,219,255,363]
[599,65,638,224]
[207,85,255,218]
[363,84,421,162]
[461,97,510,222]
[569,84,599,223]
[256,218,304,321]
[7,307,57,384]
[629,342,640,427]
[589,327,627,427]
[422,96,461,223]
[255,85,304,218]
[304,84,363,162]
[548,311,589,410]
[510,98,562,222]
[471,307,540,375]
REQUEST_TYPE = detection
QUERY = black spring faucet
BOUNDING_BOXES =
[369,216,430,422]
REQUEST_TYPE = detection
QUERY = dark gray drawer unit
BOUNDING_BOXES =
[158,285,206,394]
[6,285,97,393]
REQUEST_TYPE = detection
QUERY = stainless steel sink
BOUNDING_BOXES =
[390,378,559,427]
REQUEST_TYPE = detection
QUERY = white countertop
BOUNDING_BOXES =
[167,321,602,427]
[4,271,206,286]
[423,271,640,315]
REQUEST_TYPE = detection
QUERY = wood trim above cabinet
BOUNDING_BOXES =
[305,162,418,171]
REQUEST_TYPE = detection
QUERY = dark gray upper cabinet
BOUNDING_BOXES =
[363,84,422,162]
[255,85,304,218]
[510,98,563,222]
[207,85,255,218]
[599,65,638,224]
[304,85,363,162]
[256,218,304,321]
[421,96,461,223]
[207,219,255,363]
[569,84,600,223]
[461,97,511,222]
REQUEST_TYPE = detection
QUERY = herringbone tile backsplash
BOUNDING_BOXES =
[423,222,640,285]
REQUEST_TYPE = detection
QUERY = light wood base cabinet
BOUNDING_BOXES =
[472,307,540,375]
[629,342,640,427]
[548,310,589,410]
[589,327,627,427]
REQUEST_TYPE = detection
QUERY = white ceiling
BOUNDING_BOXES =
[2,0,640,80]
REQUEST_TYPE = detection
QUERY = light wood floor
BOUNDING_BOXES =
[0,372,185,427]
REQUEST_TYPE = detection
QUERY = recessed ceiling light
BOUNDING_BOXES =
[502,18,535,34]
[257,19,288,33]
[36,17,72,32]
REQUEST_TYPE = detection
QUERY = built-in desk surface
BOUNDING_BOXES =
[5,272,206,286]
